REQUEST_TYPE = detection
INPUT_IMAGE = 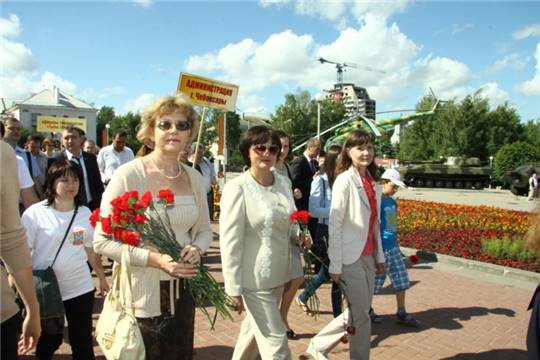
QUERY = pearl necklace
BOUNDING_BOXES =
[151,156,181,180]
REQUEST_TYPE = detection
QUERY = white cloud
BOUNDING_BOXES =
[123,93,155,114]
[260,0,409,27]
[451,23,473,35]
[513,24,540,40]
[0,14,35,76]
[0,14,21,38]
[517,43,540,96]
[409,55,472,99]
[0,14,82,103]
[477,82,511,108]
[185,15,419,110]
[489,53,530,72]
[131,0,154,8]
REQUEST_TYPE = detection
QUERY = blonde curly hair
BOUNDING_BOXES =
[136,94,198,145]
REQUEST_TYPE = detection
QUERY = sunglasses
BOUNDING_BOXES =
[252,144,279,156]
[157,120,191,132]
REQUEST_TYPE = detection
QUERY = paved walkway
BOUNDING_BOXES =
[23,224,534,359]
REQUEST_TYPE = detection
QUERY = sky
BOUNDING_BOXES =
[1,0,539,122]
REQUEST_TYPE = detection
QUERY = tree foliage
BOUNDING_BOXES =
[399,93,523,161]
[96,106,115,147]
[493,141,540,181]
[270,90,347,153]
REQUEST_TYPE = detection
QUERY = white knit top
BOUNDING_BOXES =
[93,159,212,317]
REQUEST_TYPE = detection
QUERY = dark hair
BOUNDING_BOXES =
[44,159,85,207]
[335,130,379,180]
[26,134,43,143]
[0,121,4,138]
[273,130,289,141]
[239,126,281,167]
[63,125,85,137]
[113,130,128,138]
[323,144,342,188]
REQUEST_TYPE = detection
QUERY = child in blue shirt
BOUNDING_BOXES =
[369,168,419,327]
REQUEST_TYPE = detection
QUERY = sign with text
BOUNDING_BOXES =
[177,72,239,112]
[37,116,87,133]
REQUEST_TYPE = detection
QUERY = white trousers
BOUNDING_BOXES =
[310,256,375,360]
[232,286,292,360]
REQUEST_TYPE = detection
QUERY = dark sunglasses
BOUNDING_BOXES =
[252,144,279,156]
[157,120,191,132]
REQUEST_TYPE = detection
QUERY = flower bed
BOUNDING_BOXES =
[397,199,539,272]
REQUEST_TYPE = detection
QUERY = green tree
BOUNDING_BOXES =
[111,112,141,152]
[96,106,115,147]
[493,141,540,181]
[270,90,346,153]
[522,119,540,149]
[399,92,525,162]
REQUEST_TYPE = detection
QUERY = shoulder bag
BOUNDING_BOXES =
[96,245,145,360]
[33,205,78,334]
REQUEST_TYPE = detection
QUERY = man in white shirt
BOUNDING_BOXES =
[189,142,218,219]
[2,117,43,194]
[25,135,48,197]
[97,130,134,185]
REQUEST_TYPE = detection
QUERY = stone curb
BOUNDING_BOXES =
[400,246,540,284]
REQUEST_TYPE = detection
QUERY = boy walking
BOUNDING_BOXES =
[369,168,419,327]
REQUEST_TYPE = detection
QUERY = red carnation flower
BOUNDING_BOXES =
[134,214,147,224]
[138,191,153,208]
[409,254,420,264]
[113,227,124,241]
[346,325,356,336]
[339,335,349,344]
[290,210,310,225]
[89,208,100,228]
[101,216,113,234]
[122,230,140,246]
[157,189,175,204]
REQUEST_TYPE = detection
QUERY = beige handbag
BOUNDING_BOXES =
[96,245,145,360]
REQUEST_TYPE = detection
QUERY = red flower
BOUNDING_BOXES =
[346,325,356,336]
[89,208,100,228]
[157,189,175,204]
[290,210,310,224]
[409,254,420,264]
[113,227,124,241]
[134,214,147,224]
[101,216,113,234]
[138,191,153,208]
[121,230,140,246]
[339,335,349,344]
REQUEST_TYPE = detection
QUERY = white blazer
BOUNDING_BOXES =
[328,167,385,274]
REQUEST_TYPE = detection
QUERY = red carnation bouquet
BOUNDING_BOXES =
[90,189,233,329]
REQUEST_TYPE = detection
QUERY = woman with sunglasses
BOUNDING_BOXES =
[220,126,310,359]
[94,94,212,360]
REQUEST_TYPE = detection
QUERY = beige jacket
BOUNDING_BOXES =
[219,171,297,296]
[1,142,33,322]
[93,158,212,317]
[328,167,385,275]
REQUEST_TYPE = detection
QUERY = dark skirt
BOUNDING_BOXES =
[136,280,195,360]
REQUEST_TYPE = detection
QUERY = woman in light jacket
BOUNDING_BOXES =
[94,95,212,360]
[328,130,385,360]
[220,126,310,360]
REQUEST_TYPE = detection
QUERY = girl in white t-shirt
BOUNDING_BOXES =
[21,159,109,360]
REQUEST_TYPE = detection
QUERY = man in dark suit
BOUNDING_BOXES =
[290,137,321,229]
[48,126,104,210]
[290,137,321,211]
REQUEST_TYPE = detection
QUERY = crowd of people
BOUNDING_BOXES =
[1,93,539,360]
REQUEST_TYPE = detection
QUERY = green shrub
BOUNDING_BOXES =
[493,141,540,181]
[481,236,537,260]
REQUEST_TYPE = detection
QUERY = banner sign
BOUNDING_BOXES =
[37,116,87,133]
[177,72,239,112]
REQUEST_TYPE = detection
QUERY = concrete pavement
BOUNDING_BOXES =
[22,222,535,360]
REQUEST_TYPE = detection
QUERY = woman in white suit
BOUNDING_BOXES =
[327,130,385,360]
[220,126,309,360]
